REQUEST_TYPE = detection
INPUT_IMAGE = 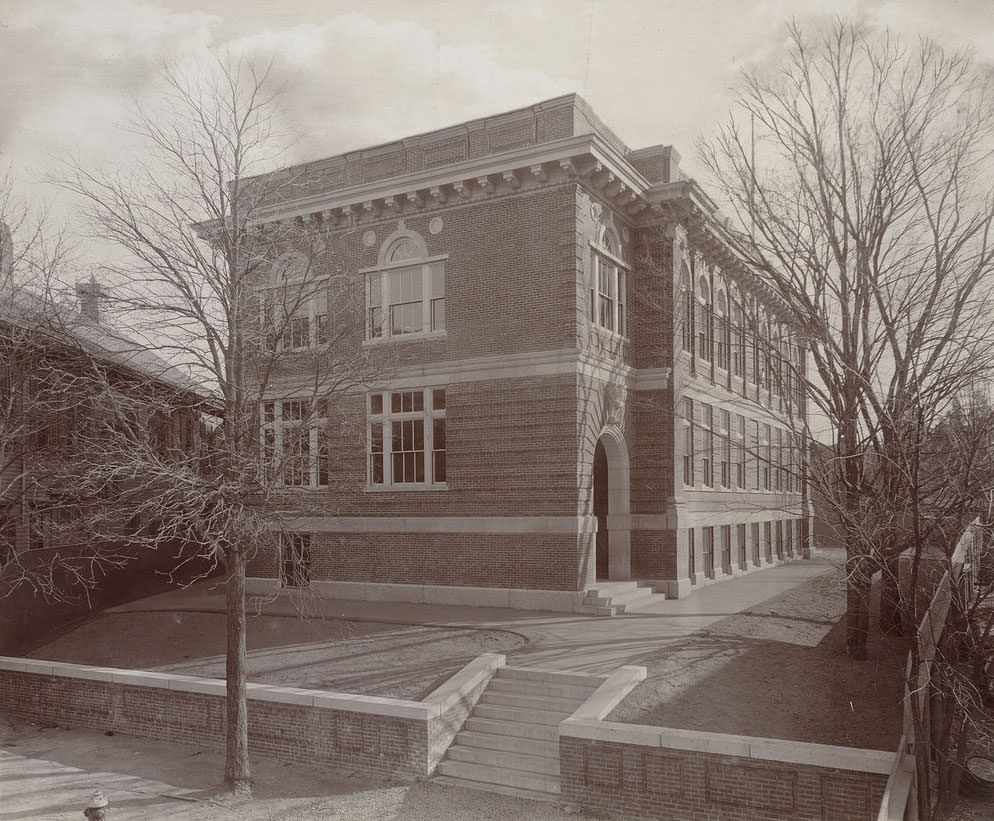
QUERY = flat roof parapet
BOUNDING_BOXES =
[264,94,632,199]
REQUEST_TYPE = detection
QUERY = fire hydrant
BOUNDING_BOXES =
[83,790,108,819]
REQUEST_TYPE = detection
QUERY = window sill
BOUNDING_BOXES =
[363,330,447,347]
[364,483,449,492]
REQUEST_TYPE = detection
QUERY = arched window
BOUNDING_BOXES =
[696,275,712,362]
[730,286,744,377]
[678,263,692,353]
[271,252,307,285]
[386,237,421,263]
[759,317,771,388]
[770,323,783,397]
[263,252,327,351]
[590,224,627,336]
[715,289,729,371]
[367,230,444,340]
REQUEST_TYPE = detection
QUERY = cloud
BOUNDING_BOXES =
[228,13,577,163]
[0,0,220,172]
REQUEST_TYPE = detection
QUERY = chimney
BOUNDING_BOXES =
[77,275,105,324]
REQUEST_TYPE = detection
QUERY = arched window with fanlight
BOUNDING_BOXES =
[364,230,445,341]
[678,262,692,354]
[696,275,712,362]
[714,288,729,371]
[261,252,328,352]
[730,286,744,377]
[589,224,628,336]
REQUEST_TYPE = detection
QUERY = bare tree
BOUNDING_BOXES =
[55,54,385,795]
[703,18,994,657]
[703,19,994,817]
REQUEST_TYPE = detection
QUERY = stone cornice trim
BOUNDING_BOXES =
[247,133,651,226]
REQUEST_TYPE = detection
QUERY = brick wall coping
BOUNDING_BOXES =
[569,665,647,721]
[422,652,504,713]
[560,717,896,774]
[0,657,435,721]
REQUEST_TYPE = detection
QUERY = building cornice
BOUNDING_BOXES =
[246,133,654,229]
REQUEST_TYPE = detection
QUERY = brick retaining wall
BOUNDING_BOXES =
[560,719,893,820]
[0,653,505,781]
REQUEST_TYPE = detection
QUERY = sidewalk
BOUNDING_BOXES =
[109,552,841,673]
[2,554,842,820]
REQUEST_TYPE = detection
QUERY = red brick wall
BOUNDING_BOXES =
[0,669,428,780]
[561,736,888,820]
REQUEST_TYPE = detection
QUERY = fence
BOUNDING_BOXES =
[877,518,984,821]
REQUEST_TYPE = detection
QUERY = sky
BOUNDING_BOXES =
[3,0,994,216]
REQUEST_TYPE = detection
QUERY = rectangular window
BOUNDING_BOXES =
[735,414,746,489]
[688,528,695,580]
[751,522,761,565]
[786,519,794,557]
[703,526,715,579]
[720,524,731,574]
[764,521,773,562]
[719,409,730,488]
[731,307,744,377]
[752,420,761,490]
[260,400,329,489]
[368,388,446,488]
[261,287,328,352]
[775,520,784,559]
[682,398,694,486]
[737,523,747,569]
[761,423,771,490]
[701,403,713,487]
[774,428,784,491]
[280,533,312,588]
[368,261,445,340]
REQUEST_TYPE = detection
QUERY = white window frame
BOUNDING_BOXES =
[260,399,329,489]
[362,233,446,343]
[259,252,329,352]
[589,226,628,337]
[367,388,446,489]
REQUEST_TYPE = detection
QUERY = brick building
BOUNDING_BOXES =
[245,94,812,610]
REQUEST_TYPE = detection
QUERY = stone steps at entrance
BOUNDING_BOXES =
[432,665,605,800]
[579,581,667,615]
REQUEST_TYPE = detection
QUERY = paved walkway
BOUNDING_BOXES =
[2,553,842,820]
[110,553,841,674]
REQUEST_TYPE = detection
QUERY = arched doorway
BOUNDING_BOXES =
[592,428,631,581]
[593,440,609,579]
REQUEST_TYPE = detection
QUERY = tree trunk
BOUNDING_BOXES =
[879,554,904,635]
[224,548,251,795]
[846,553,872,660]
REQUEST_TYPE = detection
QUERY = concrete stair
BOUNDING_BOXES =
[433,665,606,802]
[579,580,666,615]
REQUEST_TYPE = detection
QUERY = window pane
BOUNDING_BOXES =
[371,394,383,415]
[317,429,328,486]
[434,450,446,483]
[369,306,383,338]
[430,263,444,297]
[432,389,446,410]
[390,301,421,335]
[431,297,445,331]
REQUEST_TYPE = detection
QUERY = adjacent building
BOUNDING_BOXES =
[244,94,812,611]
